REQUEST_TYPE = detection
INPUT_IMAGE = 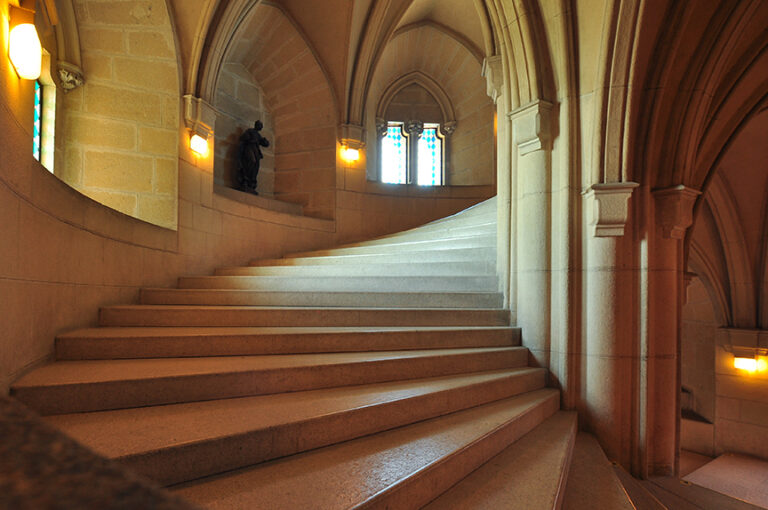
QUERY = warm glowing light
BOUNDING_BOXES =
[190,134,208,157]
[758,357,768,372]
[341,146,360,162]
[734,357,757,372]
[9,24,42,80]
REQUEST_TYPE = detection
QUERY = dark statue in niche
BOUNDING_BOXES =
[237,120,270,194]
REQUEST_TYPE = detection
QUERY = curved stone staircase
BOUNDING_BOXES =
[10,197,582,509]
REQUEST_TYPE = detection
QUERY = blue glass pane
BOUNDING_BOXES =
[381,124,407,184]
[33,80,41,161]
[417,127,442,185]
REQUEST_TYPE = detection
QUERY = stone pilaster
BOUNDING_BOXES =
[509,100,554,369]
[653,185,701,239]
[584,182,639,237]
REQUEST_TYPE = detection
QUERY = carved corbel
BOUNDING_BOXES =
[509,100,554,155]
[375,117,388,138]
[183,95,215,138]
[57,61,84,91]
[653,185,701,239]
[404,120,424,137]
[340,123,366,150]
[442,121,457,136]
[584,182,640,237]
[482,55,503,104]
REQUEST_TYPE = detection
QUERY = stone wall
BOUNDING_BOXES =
[56,0,179,229]
[714,328,768,459]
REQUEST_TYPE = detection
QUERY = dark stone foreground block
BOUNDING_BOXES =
[0,396,198,510]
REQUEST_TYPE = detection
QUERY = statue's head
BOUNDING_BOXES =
[254,120,263,130]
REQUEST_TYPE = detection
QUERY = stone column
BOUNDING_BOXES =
[509,101,554,368]
[482,56,511,308]
[642,185,700,476]
[582,182,638,465]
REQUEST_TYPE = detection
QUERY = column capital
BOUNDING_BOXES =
[584,182,639,237]
[482,55,504,104]
[339,123,366,150]
[508,100,554,155]
[653,185,701,239]
[183,95,215,138]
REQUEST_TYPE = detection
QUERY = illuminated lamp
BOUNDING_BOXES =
[341,145,360,162]
[8,3,42,81]
[190,133,209,157]
[730,346,768,374]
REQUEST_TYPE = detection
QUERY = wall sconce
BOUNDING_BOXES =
[341,145,360,162]
[190,133,209,157]
[8,5,42,80]
[728,346,768,374]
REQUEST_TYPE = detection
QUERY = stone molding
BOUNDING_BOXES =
[653,185,701,239]
[340,123,366,150]
[183,95,215,138]
[584,182,640,237]
[509,100,554,155]
[375,117,387,138]
[482,55,503,104]
[442,121,457,136]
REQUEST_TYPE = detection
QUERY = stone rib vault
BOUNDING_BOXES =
[11,197,584,508]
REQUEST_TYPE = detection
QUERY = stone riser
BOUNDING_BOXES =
[173,389,560,509]
[47,368,546,487]
[99,306,511,327]
[177,275,499,292]
[55,326,521,360]
[139,289,503,308]
[249,246,496,266]
[214,261,496,277]
[12,347,528,415]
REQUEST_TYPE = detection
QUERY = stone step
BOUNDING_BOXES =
[343,219,496,246]
[11,347,528,415]
[335,222,496,248]
[642,477,764,510]
[423,411,577,509]
[55,326,520,360]
[612,465,668,509]
[250,246,496,266]
[214,260,496,277]
[172,389,560,509]
[562,433,634,510]
[46,368,546,486]
[177,275,498,292]
[285,234,495,258]
[98,305,510,327]
[139,289,503,308]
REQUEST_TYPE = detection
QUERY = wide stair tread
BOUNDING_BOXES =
[214,261,496,277]
[284,233,494,258]
[562,432,634,510]
[423,410,577,509]
[55,326,521,360]
[11,347,528,414]
[98,305,510,327]
[172,389,560,510]
[139,288,503,308]
[248,246,495,266]
[45,368,546,486]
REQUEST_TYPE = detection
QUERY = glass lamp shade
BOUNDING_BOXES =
[9,23,42,80]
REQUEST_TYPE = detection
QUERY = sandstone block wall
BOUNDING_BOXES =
[56,0,179,229]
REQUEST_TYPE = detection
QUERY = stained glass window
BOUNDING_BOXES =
[381,123,407,184]
[417,125,442,185]
[33,80,42,161]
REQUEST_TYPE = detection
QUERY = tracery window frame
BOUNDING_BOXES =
[373,72,457,187]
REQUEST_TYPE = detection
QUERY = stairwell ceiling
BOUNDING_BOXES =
[396,0,485,56]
